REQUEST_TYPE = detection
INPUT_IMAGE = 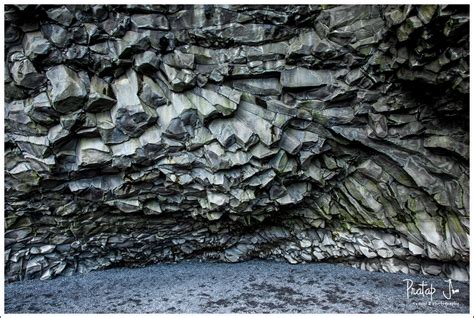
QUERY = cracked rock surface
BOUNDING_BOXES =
[4,5,469,283]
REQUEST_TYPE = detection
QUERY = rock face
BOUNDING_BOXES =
[4,5,469,283]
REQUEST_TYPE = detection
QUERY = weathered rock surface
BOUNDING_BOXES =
[4,5,469,283]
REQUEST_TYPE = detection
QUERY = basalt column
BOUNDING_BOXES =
[4,5,469,282]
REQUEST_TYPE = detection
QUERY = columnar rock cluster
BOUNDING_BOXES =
[5,5,469,282]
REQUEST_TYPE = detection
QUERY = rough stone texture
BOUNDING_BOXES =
[4,5,469,283]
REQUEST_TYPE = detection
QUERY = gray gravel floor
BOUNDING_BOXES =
[5,260,469,313]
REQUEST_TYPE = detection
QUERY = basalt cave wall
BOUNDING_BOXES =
[4,5,470,282]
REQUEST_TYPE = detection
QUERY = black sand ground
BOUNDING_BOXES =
[5,260,469,313]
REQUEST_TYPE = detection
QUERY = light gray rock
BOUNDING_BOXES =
[280,67,337,88]
[131,14,169,30]
[209,117,256,148]
[162,63,196,92]
[46,65,88,113]
[139,76,167,108]
[76,138,111,167]
[41,24,69,47]
[134,51,160,73]
[46,6,74,26]
[23,31,51,60]
[12,134,50,158]
[113,30,150,58]
[111,69,157,137]
[10,58,45,89]
[85,76,116,113]
[163,51,195,69]
[232,78,282,95]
